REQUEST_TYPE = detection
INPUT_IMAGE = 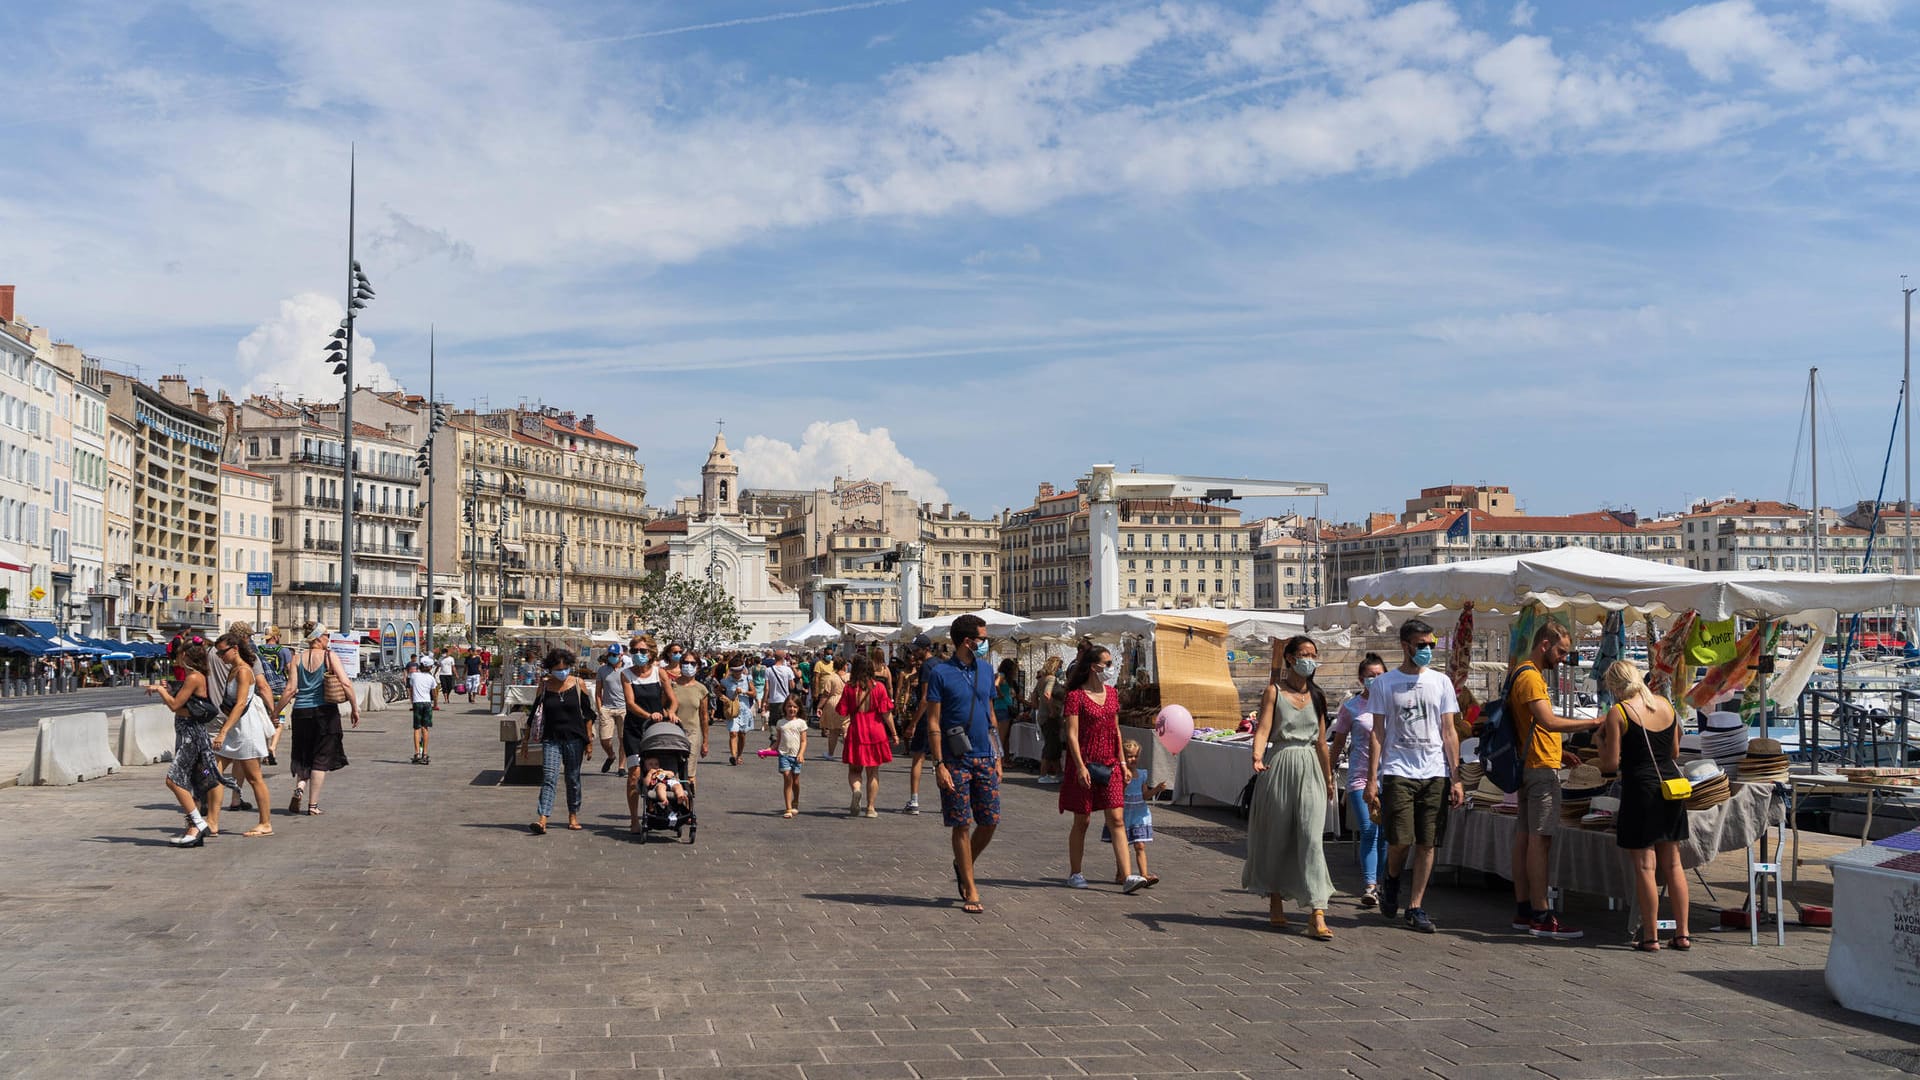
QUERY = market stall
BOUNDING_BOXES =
[1825,829,1920,1026]
[1008,721,1044,764]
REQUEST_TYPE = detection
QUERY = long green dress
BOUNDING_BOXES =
[1240,690,1334,909]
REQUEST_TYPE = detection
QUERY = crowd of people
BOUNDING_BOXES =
[142,612,1696,947]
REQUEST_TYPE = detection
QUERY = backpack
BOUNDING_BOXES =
[1477,666,1528,794]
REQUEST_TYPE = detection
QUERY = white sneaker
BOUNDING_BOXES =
[1122,874,1149,895]
[1067,873,1089,889]
[1036,775,1060,785]
[903,798,920,815]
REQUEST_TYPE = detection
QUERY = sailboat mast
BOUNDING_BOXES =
[1811,367,1822,571]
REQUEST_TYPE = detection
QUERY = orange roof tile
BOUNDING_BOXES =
[542,416,637,450]
[219,463,272,480]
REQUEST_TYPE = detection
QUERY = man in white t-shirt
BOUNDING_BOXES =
[759,652,794,738]
[435,650,456,706]
[407,659,439,765]
[1364,618,1462,935]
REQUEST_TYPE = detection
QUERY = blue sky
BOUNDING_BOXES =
[5,0,1920,524]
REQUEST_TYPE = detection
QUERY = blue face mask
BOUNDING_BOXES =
[635,652,650,665]
[681,663,696,676]
[551,667,571,680]
[1411,645,1434,668]
[974,640,990,658]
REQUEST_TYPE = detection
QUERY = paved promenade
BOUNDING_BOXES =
[0,706,1914,1079]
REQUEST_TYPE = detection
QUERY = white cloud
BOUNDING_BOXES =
[737,420,948,505]
[963,243,1042,266]
[1510,2,1536,29]
[1412,305,1683,348]
[1647,1,1828,90]
[1824,0,1897,20]
[1834,102,1920,159]
[236,292,395,402]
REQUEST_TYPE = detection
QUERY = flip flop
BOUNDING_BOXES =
[962,900,983,915]
[1633,939,1661,952]
[1669,935,1692,951]
[566,822,582,831]
[529,821,547,835]
[953,861,968,900]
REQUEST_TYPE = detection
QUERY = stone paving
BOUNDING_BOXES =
[0,706,1914,1079]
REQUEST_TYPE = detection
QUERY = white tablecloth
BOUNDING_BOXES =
[1438,784,1782,904]
[1009,722,1044,762]
[496,684,539,715]
[1825,840,1920,1026]
[1176,738,1254,806]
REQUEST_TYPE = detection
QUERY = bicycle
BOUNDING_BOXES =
[379,670,411,705]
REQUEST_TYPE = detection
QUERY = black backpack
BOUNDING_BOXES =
[1478,666,1528,794]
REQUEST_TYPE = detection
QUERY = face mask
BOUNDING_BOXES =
[681,663,696,676]
[636,652,650,664]
[1103,663,1120,686]
[974,641,989,658]
[668,652,682,663]
[1292,657,1318,678]
[551,667,571,679]
[1363,674,1377,691]
[1411,645,1434,668]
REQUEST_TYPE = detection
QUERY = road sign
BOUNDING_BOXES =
[27,586,44,602]
[246,572,273,597]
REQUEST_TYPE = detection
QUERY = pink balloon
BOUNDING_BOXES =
[1155,704,1195,754]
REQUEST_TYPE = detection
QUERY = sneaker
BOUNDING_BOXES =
[1513,904,1536,932]
[903,798,920,816]
[1529,914,1583,940]
[601,757,614,774]
[421,755,429,765]
[1380,874,1401,920]
[1067,873,1089,889]
[1121,874,1149,895]
[849,789,863,816]
[1036,774,1061,785]
[1405,907,1436,934]
[1358,886,1378,909]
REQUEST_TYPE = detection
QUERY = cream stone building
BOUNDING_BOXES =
[100,372,223,634]
[217,464,275,630]
[646,432,805,641]
[921,503,999,617]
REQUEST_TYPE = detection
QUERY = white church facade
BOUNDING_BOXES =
[645,431,806,644]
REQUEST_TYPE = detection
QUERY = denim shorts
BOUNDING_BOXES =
[778,753,801,774]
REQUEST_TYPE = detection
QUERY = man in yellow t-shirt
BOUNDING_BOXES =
[1507,623,1603,940]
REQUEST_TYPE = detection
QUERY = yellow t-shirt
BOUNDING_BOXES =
[1507,663,1558,770]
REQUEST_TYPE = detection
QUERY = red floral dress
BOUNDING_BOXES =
[1059,687,1125,815]
[838,681,895,768]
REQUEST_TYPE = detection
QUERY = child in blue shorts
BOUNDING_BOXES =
[1103,739,1169,886]
[776,698,807,819]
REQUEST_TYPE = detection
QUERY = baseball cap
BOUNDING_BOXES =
[911,633,932,650]
[606,643,623,655]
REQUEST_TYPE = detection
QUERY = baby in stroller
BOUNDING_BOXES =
[637,720,697,844]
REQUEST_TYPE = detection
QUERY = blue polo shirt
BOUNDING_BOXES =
[923,653,996,762]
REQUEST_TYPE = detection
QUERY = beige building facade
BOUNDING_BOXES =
[217,464,276,630]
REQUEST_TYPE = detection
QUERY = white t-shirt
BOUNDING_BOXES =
[778,717,808,756]
[436,655,454,677]
[408,671,437,704]
[1364,668,1459,781]
[765,662,794,703]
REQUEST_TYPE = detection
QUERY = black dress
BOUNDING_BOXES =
[1616,702,1688,850]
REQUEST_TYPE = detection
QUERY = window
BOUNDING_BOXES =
[1128,579,1137,595]
[1215,579,1224,593]
[942,552,951,567]
[941,575,952,598]
[1145,579,1155,593]
[982,578,991,597]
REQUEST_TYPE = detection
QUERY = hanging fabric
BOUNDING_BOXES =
[1686,619,1777,711]
[1684,617,1739,667]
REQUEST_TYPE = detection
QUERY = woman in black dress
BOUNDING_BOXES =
[1597,660,1690,952]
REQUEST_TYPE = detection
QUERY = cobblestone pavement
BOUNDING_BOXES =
[0,708,1914,1079]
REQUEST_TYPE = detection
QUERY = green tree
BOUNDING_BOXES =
[634,571,751,652]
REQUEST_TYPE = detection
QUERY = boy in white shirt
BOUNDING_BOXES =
[407,659,438,765]
[1363,618,1463,935]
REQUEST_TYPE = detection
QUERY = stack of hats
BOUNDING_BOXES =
[1580,795,1619,830]
[1559,764,1608,827]
[1469,775,1506,809]
[1457,758,1485,791]
[1697,712,1751,770]
[1684,758,1731,809]
[1735,738,1790,786]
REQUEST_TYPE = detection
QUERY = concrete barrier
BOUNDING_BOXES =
[115,704,177,766]
[353,681,385,713]
[18,711,120,786]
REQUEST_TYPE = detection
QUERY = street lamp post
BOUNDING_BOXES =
[557,514,568,637]
[415,332,447,661]
[323,146,375,641]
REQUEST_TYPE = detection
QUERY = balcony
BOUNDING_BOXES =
[302,537,343,553]
[303,494,344,511]
[524,486,569,507]
[358,543,422,560]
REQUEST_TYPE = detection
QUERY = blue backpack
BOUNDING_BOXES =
[1477,666,1527,794]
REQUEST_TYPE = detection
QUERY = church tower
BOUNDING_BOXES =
[701,428,739,519]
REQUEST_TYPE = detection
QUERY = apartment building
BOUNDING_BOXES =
[217,464,275,630]
[1679,498,1873,573]
[52,345,109,634]
[100,372,224,633]
[1324,508,1660,601]
[921,503,999,617]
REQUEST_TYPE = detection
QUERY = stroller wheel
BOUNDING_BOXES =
[687,825,696,844]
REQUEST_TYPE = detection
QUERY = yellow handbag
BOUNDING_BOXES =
[1638,708,1692,801]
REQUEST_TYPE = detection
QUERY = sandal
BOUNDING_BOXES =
[1308,918,1334,942]
[961,900,983,915]
[529,821,547,835]
[1669,935,1692,951]
[953,861,968,901]
[305,805,322,816]
[243,825,273,837]
[287,788,304,814]
[1633,939,1662,952]
[566,820,582,831]
[1268,915,1291,930]
[1141,875,1159,888]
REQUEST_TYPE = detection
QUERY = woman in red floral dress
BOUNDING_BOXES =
[837,655,896,818]
[1058,641,1144,893]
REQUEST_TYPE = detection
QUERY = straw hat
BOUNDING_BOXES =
[1748,737,1783,756]
[1565,764,1606,791]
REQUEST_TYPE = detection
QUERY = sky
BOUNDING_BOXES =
[6,0,1920,525]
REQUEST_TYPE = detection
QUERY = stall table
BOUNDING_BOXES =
[495,684,539,716]
[1437,783,1783,937]
[1176,738,1255,807]
[1824,836,1920,1026]
[1790,774,1920,881]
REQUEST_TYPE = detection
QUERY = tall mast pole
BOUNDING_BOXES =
[424,326,435,660]
[340,146,357,641]
[1811,367,1821,572]
[1904,282,1914,632]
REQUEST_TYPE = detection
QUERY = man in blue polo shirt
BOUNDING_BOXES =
[926,614,1000,916]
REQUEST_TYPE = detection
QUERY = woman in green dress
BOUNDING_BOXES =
[1241,635,1338,940]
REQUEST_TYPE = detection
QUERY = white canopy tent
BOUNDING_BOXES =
[891,607,1027,642]
[776,617,842,647]
[993,607,1317,647]
[1347,546,1920,633]
[841,623,893,641]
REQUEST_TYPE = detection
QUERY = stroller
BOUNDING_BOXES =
[635,721,697,844]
